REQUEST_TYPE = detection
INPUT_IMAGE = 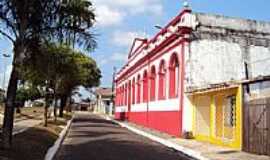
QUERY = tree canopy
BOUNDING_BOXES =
[0,0,98,148]
[23,43,101,98]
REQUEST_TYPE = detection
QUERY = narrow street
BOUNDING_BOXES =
[54,112,194,160]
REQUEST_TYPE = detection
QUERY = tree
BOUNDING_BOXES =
[22,43,101,124]
[22,44,72,125]
[57,50,101,117]
[0,0,96,148]
[15,83,42,113]
[56,0,97,49]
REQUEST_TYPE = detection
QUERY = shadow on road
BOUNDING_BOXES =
[55,114,194,160]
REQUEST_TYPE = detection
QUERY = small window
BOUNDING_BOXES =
[158,60,166,100]
[224,95,236,127]
[150,66,156,101]
[132,78,136,104]
[143,71,148,103]
[137,75,141,103]
[169,53,179,98]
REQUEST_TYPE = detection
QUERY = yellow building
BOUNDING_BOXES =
[189,84,242,149]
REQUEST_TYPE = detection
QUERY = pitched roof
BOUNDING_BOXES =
[95,88,113,96]
[128,38,148,59]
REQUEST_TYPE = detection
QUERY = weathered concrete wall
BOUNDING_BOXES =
[185,12,270,90]
[187,40,245,88]
[194,12,270,36]
[249,46,270,77]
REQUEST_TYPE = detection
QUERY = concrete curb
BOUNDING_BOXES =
[44,116,74,160]
[13,119,43,135]
[13,127,32,135]
[103,115,209,160]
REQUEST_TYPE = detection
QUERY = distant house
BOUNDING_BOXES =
[79,102,90,111]
[0,88,5,103]
[94,88,114,115]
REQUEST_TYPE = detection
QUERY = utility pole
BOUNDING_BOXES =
[111,67,117,115]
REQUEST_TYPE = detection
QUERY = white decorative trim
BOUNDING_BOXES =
[168,26,177,33]
[131,103,147,112]
[115,106,127,113]
[178,12,199,30]
[130,98,180,112]
[149,98,180,111]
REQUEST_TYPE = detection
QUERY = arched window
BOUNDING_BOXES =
[143,70,148,103]
[117,87,121,106]
[132,78,135,104]
[158,60,166,100]
[116,88,119,106]
[118,87,121,106]
[128,81,131,106]
[169,53,179,98]
[136,75,141,103]
[120,86,123,106]
[121,86,125,106]
[122,86,124,105]
[150,66,156,101]
[125,83,128,105]
[118,87,120,106]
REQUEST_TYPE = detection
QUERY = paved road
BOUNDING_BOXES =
[54,112,194,160]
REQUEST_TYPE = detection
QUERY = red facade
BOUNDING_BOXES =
[114,9,192,136]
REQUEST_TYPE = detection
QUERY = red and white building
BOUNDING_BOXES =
[114,7,197,136]
[114,3,270,154]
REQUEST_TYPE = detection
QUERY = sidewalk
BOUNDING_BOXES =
[103,115,270,160]
[0,114,42,135]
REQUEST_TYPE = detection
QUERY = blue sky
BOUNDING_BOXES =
[1,0,270,91]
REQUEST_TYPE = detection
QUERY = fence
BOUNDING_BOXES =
[243,98,270,155]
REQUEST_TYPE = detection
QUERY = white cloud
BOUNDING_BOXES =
[92,0,162,9]
[92,0,163,27]
[99,57,109,65]
[149,4,163,15]
[110,52,128,62]
[95,5,125,27]
[112,31,149,47]
[92,0,146,7]
[96,52,127,66]
[129,3,163,15]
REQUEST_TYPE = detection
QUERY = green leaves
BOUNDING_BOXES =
[16,84,42,103]
[0,0,97,53]
[55,0,97,51]
[22,43,101,99]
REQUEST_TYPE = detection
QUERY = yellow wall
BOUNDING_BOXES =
[192,86,242,149]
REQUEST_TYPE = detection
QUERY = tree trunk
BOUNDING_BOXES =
[53,96,57,122]
[44,89,49,127]
[16,107,21,114]
[68,95,72,112]
[59,95,67,118]
[2,68,19,149]
[44,105,48,127]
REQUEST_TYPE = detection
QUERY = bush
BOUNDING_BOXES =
[33,101,44,107]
